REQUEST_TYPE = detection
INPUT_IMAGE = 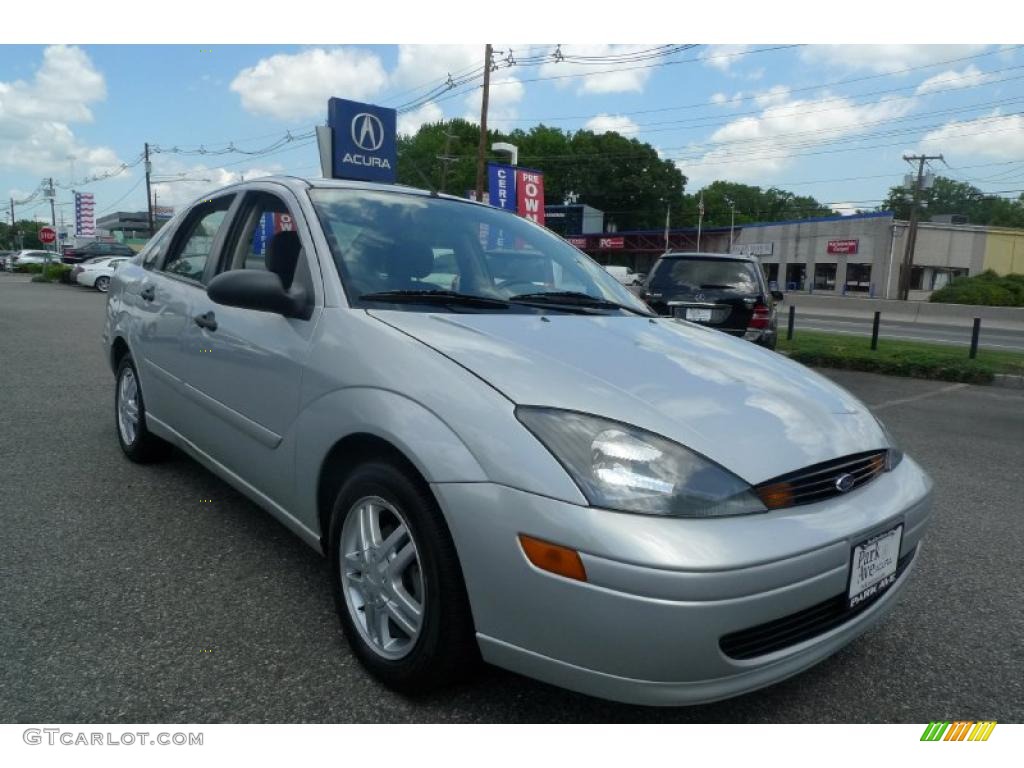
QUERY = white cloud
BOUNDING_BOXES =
[584,114,640,136]
[462,71,524,130]
[398,101,444,136]
[754,85,791,108]
[918,110,1024,160]
[711,91,744,107]
[0,45,123,182]
[678,92,917,188]
[539,45,659,94]
[831,203,859,216]
[230,47,388,121]
[150,163,284,208]
[391,45,481,91]
[801,45,990,74]
[915,64,993,95]
[703,45,751,72]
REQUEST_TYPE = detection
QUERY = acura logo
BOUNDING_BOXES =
[351,113,384,152]
[834,473,856,493]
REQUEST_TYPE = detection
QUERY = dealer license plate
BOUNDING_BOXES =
[685,308,713,322]
[848,524,903,609]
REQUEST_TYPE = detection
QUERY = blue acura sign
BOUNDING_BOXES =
[328,98,398,183]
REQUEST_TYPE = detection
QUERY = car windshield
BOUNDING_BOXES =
[649,257,761,294]
[309,188,650,315]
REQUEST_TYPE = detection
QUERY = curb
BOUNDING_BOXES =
[992,374,1024,389]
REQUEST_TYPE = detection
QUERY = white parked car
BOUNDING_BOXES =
[9,249,58,269]
[604,264,642,286]
[76,256,132,292]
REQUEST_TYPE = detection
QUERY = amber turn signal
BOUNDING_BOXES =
[518,535,587,582]
[756,481,794,510]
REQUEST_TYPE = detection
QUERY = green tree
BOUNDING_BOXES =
[879,176,1024,227]
[684,181,834,227]
[395,121,689,231]
[0,219,45,250]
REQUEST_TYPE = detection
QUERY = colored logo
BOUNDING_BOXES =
[351,113,384,152]
[920,721,997,742]
[835,473,856,493]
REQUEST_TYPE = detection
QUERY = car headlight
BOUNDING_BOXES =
[874,415,904,471]
[515,407,766,518]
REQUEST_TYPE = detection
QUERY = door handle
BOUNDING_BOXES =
[140,285,155,302]
[193,311,218,332]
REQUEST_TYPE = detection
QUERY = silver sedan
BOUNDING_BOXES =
[101,177,932,706]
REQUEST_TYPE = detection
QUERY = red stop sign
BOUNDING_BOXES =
[39,226,57,244]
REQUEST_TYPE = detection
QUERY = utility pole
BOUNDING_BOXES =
[728,198,736,252]
[144,142,154,236]
[437,123,458,193]
[897,153,942,300]
[663,203,671,253]
[474,44,493,203]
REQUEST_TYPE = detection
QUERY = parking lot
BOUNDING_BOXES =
[1,275,1022,724]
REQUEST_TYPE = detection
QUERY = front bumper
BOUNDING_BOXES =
[433,457,932,706]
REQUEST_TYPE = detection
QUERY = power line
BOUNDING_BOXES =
[506,45,1024,123]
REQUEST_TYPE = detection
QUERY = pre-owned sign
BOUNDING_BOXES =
[328,98,397,183]
[827,239,859,254]
[516,169,545,225]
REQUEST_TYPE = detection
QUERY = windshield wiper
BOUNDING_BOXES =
[698,284,735,289]
[359,289,511,309]
[509,291,651,316]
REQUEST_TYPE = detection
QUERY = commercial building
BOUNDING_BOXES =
[731,212,1024,299]
[562,208,1024,299]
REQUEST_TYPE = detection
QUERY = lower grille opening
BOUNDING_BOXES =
[719,545,917,661]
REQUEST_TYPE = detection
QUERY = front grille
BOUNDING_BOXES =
[755,450,887,509]
[719,546,917,660]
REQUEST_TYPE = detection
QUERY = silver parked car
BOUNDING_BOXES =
[101,177,932,706]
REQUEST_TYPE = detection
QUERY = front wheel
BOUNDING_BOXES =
[328,461,477,693]
[115,354,170,463]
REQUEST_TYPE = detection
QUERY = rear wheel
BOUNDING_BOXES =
[115,354,170,463]
[95,275,110,292]
[329,461,477,693]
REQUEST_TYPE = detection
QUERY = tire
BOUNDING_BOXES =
[328,460,477,693]
[95,275,110,292]
[115,353,170,463]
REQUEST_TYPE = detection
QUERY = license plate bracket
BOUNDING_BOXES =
[847,524,903,609]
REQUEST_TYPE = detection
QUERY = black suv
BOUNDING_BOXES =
[642,252,782,349]
[62,241,135,265]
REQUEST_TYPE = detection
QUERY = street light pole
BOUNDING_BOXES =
[728,199,735,252]
[144,142,154,237]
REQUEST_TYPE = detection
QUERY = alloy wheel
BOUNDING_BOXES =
[339,496,425,660]
[117,367,139,446]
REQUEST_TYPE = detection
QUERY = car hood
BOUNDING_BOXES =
[369,311,886,484]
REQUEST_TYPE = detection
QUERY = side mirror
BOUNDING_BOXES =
[771,290,784,302]
[207,269,312,320]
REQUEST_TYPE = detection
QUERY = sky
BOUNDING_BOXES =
[2,43,1023,225]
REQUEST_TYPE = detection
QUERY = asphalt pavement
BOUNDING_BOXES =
[792,309,1024,353]
[1,276,1022,723]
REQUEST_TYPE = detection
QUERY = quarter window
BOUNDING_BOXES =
[162,197,234,283]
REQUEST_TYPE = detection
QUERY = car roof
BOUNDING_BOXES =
[658,251,758,262]
[182,174,498,213]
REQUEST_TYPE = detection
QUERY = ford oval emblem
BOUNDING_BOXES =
[835,473,856,493]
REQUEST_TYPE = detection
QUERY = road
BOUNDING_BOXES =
[1,276,1022,723]
[791,309,1024,353]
